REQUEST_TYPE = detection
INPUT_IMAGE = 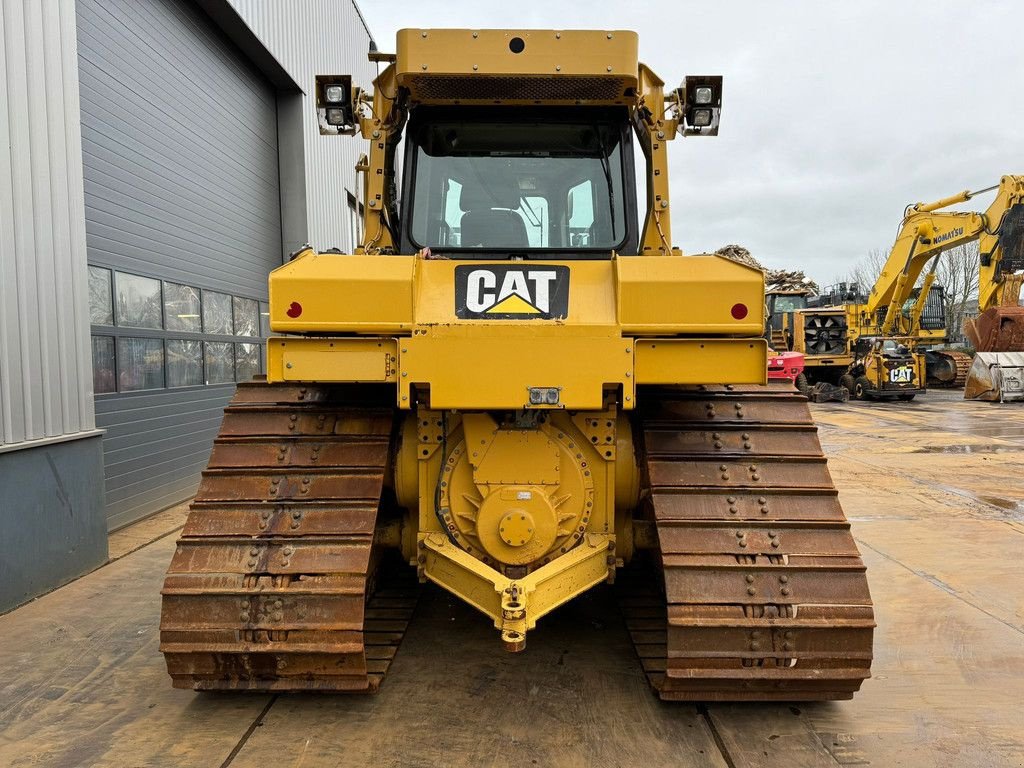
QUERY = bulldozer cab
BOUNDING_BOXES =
[401,107,638,256]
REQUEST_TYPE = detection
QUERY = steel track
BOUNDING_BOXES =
[160,382,417,692]
[621,384,875,701]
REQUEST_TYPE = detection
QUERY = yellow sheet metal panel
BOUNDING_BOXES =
[270,252,766,337]
[617,255,765,334]
[395,30,639,105]
[634,338,768,385]
[269,252,415,334]
[267,338,398,383]
[400,329,634,410]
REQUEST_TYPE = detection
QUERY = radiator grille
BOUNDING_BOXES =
[408,75,634,103]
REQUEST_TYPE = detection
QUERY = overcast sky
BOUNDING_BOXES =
[358,1,1023,285]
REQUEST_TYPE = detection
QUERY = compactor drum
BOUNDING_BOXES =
[160,29,874,700]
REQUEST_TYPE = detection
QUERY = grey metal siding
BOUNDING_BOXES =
[77,0,282,297]
[94,386,233,530]
[77,0,283,528]
[0,0,107,612]
[0,0,96,447]
[0,436,108,613]
[230,0,376,253]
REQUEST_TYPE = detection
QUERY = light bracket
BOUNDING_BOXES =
[677,75,723,136]
[315,74,357,136]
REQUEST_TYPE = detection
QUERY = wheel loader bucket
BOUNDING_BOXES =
[963,306,1024,353]
[963,352,1024,402]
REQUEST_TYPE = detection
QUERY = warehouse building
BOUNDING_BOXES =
[0,0,375,610]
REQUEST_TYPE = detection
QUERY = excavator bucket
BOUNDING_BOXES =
[963,306,1024,353]
[963,352,1024,402]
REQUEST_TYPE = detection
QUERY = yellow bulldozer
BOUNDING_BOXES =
[159,29,874,701]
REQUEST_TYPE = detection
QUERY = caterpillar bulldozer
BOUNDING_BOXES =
[159,29,874,701]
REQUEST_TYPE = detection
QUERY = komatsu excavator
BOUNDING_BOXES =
[159,29,874,701]
[784,176,1024,400]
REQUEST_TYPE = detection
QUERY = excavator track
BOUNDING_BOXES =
[621,384,874,701]
[932,350,974,388]
[160,381,416,692]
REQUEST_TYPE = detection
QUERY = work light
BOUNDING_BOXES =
[314,74,357,135]
[677,75,723,136]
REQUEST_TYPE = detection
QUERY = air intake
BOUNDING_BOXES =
[407,75,634,104]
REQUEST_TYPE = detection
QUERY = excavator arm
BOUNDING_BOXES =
[976,176,1024,311]
[863,175,1024,339]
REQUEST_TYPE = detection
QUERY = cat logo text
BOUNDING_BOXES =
[454,265,570,320]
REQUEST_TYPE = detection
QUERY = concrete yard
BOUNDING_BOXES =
[1,390,1022,768]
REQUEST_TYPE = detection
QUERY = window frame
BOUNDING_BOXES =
[87,264,269,397]
[399,105,639,259]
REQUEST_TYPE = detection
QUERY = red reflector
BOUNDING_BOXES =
[286,301,303,318]
[731,303,748,320]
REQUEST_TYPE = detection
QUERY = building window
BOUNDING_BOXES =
[89,264,268,395]
[233,296,259,337]
[89,267,113,325]
[164,283,202,333]
[203,291,233,335]
[167,339,203,388]
[115,272,162,329]
[204,341,235,384]
[235,342,260,382]
[92,336,116,394]
[117,337,165,391]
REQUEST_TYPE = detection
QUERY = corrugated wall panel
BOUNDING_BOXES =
[229,0,376,252]
[0,0,95,447]
[77,0,282,297]
[94,386,233,529]
[78,0,283,527]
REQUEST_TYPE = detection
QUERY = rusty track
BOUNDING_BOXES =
[160,382,416,692]
[932,350,973,388]
[622,384,874,701]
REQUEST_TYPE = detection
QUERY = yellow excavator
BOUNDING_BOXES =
[159,29,874,701]
[960,178,1024,401]
[782,176,1024,400]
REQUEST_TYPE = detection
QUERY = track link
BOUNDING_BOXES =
[623,384,874,701]
[945,350,974,388]
[929,350,973,388]
[160,382,416,692]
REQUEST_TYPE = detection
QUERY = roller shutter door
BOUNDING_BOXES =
[78,0,282,529]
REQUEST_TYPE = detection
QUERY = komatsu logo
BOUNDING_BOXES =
[455,265,570,319]
[933,227,964,245]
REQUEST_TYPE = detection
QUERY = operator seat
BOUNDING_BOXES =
[459,179,528,247]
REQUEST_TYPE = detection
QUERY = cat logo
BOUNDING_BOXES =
[455,265,570,319]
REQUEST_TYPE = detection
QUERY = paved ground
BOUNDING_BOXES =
[1,390,1022,768]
